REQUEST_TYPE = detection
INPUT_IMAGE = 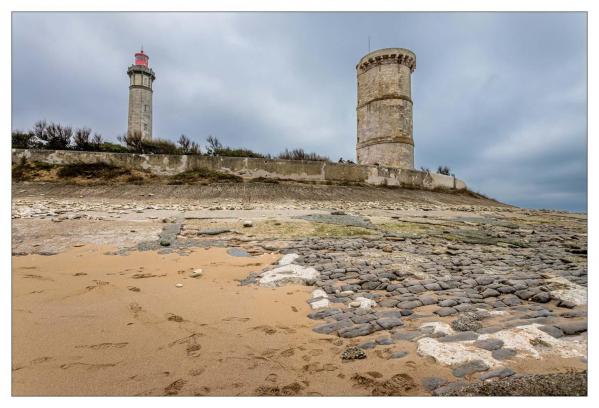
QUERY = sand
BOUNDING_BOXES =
[12,244,586,396]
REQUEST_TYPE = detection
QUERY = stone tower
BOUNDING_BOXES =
[127,49,156,141]
[356,48,416,169]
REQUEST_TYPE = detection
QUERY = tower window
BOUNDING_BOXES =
[143,124,148,131]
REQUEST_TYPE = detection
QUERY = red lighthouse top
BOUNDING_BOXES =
[134,49,149,67]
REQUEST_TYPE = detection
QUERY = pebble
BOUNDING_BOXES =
[175,283,183,288]
[190,269,203,278]
[243,220,253,227]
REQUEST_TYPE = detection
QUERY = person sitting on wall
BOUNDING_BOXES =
[338,157,345,163]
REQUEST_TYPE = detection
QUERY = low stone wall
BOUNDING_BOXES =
[12,149,467,190]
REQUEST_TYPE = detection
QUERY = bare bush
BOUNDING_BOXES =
[73,127,92,150]
[437,165,451,176]
[278,148,330,162]
[36,122,72,150]
[178,134,201,155]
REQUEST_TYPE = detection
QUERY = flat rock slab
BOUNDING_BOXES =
[452,360,489,378]
[556,321,587,335]
[390,351,408,359]
[435,307,458,317]
[338,323,375,338]
[258,264,319,287]
[480,367,515,381]
[492,348,518,360]
[438,331,479,343]
[422,377,448,391]
[227,247,250,257]
[294,214,375,229]
[197,228,231,235]
[473,338,504,351]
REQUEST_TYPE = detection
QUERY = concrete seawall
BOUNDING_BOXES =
[12,149,467,190]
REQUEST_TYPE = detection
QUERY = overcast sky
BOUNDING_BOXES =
[12,12,587,211]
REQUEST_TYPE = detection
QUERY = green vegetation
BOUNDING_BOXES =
[12,160,56,181]
[56,162,131,179]
[167,168,242,184]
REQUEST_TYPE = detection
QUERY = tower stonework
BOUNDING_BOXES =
[127,50,155,141]
[356,48,416,169]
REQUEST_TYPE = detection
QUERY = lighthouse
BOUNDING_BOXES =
[127,49,156,140]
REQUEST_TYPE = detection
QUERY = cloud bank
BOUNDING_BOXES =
[12,12,587,211]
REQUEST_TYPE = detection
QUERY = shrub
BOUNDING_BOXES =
[168,168,242,184]
[98,142,129,153]
[73,127,92,150]
[56,162,131,179]
[437,165,451,176]
[205,135,265,158]
[277,148,330,162]
[178,134,201,155]
[42,122,73,150]
[11,130,34,149]
[118,131,179,154]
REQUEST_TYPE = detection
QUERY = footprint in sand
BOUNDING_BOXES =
[164,379,187,396]
[291,306,298,312]
[186,343,202,357]
[280,348,295,357]
[189,368,205,376]
[251,325,277,335]
[129,302,142,317]
[222,316,250,323]
[60,361,119,371]
[276,325,297,334]
[23,274,53,281]
[86,280,110,291]
[166,313,184,322]
[265,373,278,383]
[132,273,158,279]
[76,342,128,350]
[193,386,211,396]
[30,356,53,365]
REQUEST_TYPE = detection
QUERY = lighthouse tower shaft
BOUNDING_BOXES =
[356,48,416,169]
[127,50,156,141]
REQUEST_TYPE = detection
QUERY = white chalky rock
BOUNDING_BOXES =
[243,220,253,227]
[417,337,497,367]
[420,322,455,336]
[417,323,587,367]
[190,269,203,278]
[309,289,330,309]
[353,296,376,310]
[258,264,319,287]
[546,276,587,305]
[479,324,586,359]
[278,253,300,266]
[175,283,183,288]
